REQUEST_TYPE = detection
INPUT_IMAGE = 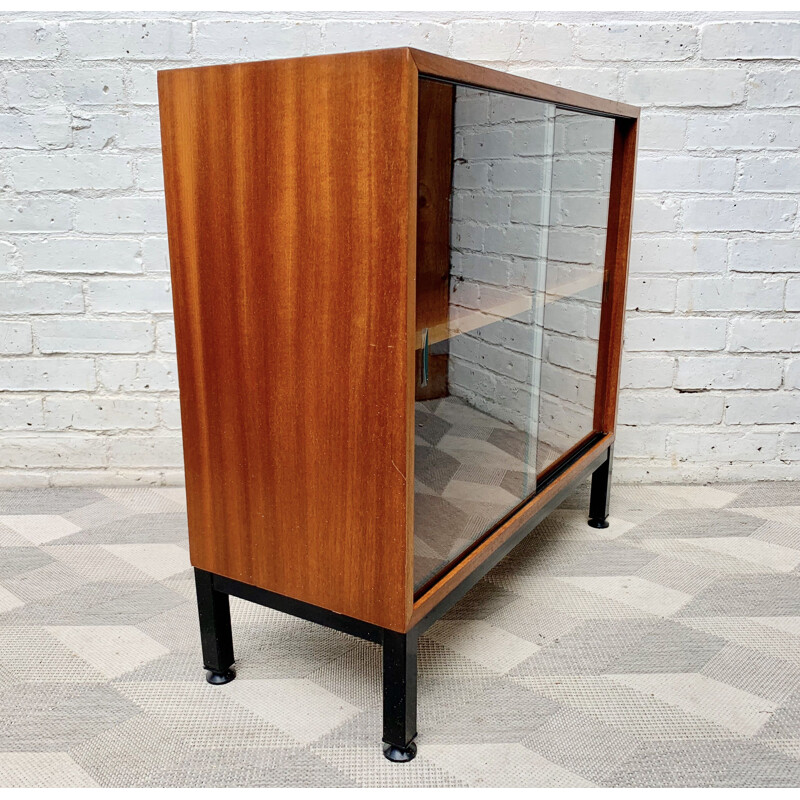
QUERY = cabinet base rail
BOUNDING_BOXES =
[193,438,613,762]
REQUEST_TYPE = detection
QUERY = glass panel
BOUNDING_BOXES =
[413,81,615,591]
[538,110,615,471]
[414,83,554,589]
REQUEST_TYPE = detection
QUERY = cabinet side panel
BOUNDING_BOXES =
[158,51,413,631]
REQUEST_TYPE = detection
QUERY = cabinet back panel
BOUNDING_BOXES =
[158,50,416,631]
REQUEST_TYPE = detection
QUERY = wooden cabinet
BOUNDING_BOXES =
[158,48,638,762]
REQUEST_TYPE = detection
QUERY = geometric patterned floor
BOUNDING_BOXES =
[415,395,540,589]
[1,482,800,787]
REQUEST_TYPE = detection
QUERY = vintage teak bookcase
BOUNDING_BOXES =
[158,48,639,762]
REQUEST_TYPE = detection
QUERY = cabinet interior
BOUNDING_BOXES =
[413,79,616,591]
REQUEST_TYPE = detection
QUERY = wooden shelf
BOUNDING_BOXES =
[414,271,604,350]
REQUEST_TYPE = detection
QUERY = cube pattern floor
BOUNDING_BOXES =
[1,482,800,787]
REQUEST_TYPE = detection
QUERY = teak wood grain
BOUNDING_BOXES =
[408,49,640,120]
[160,48,639,634]
[159,49,417,632]
[414,78,453,402]
[593,117,639,435]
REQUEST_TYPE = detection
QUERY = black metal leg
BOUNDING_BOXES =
[194,568,236,684]
[588,445,613,529]
[382,628,418,762]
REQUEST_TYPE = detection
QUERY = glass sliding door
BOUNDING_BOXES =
[537,110,615,473]
[413,79,614,590]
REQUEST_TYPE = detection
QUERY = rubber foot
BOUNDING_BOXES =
[383,741,417,763]
[588,518,610,529]
[205,668,236,685]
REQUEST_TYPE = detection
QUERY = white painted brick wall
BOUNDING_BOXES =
[0,10,798,486]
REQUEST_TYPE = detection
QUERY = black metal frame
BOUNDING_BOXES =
[194,437,614,762]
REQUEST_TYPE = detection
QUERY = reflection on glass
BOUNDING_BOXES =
[413,81,614,590]
[538,110,615,471]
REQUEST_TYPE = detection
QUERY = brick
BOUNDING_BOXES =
[156,320,176,353]
[454,193,511,225]
[9,154,132,192]
[636,156,735,193]
[576,23,695,61]
[46,469,152,486]
[108,435,184,467]
[625,317,726,352]
[676,356,782,391]
[626,277,676,312]
[0,281,83,315]
[0,113,37,148]
[550,194,608,228]
[74,198,167,234]
[0,108,70,150]
[454,93,490,128]
[619,390,723,425]
[725,393,800,425]
[623,68,745,107]
[36,319,154,354]
[686,114,800,150]
[460,129,514,161]
[784,278,800,311]
[0,321,33,354]
[730,319,800,353]
[44,396,159,431]
[453,162,489,191]
[539,362,594,407]
[0,21,60,59]
[517,22,575,62]
[74,111,161,151]
[638,114,687,151]
[542,301,588,337]
[613,425,669,458]
[512,66,618,99]
[780,433,800,461]
[748,69,800,108]
[7,68,125,106]
[452,252,509,286]
[127,66,158,105]
[0,436,106,468]
[738,156,800,193]
[545,333,598,374]
[0,198,72,233]
[484,224,542,259]
[620,356,674,389]
[669,430,778,462]
[701,21,800,60]
[630,237,727,274]
[677,277,783,312]
[785,360,800,390]
[0,358,95,391]
[88,279,172,313]
[683,198,796,233]
[98,358,178,392]
[450,21,522,61]
[27,107,72,150]
[547,228,606,265]
[730,240,800,273]
[142,237,170,273]
[196,20,323,60]
[65,20,191,60]
[19,238,141,274]
[159,398,182,429]
[0,240,13,273]
[136,156,164,192]
[632,198,679,233]
[0,397,43,430]
[551,156,609,193]
[322,21,448,54]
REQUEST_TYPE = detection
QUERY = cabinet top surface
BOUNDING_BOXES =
[158,47,640,121]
